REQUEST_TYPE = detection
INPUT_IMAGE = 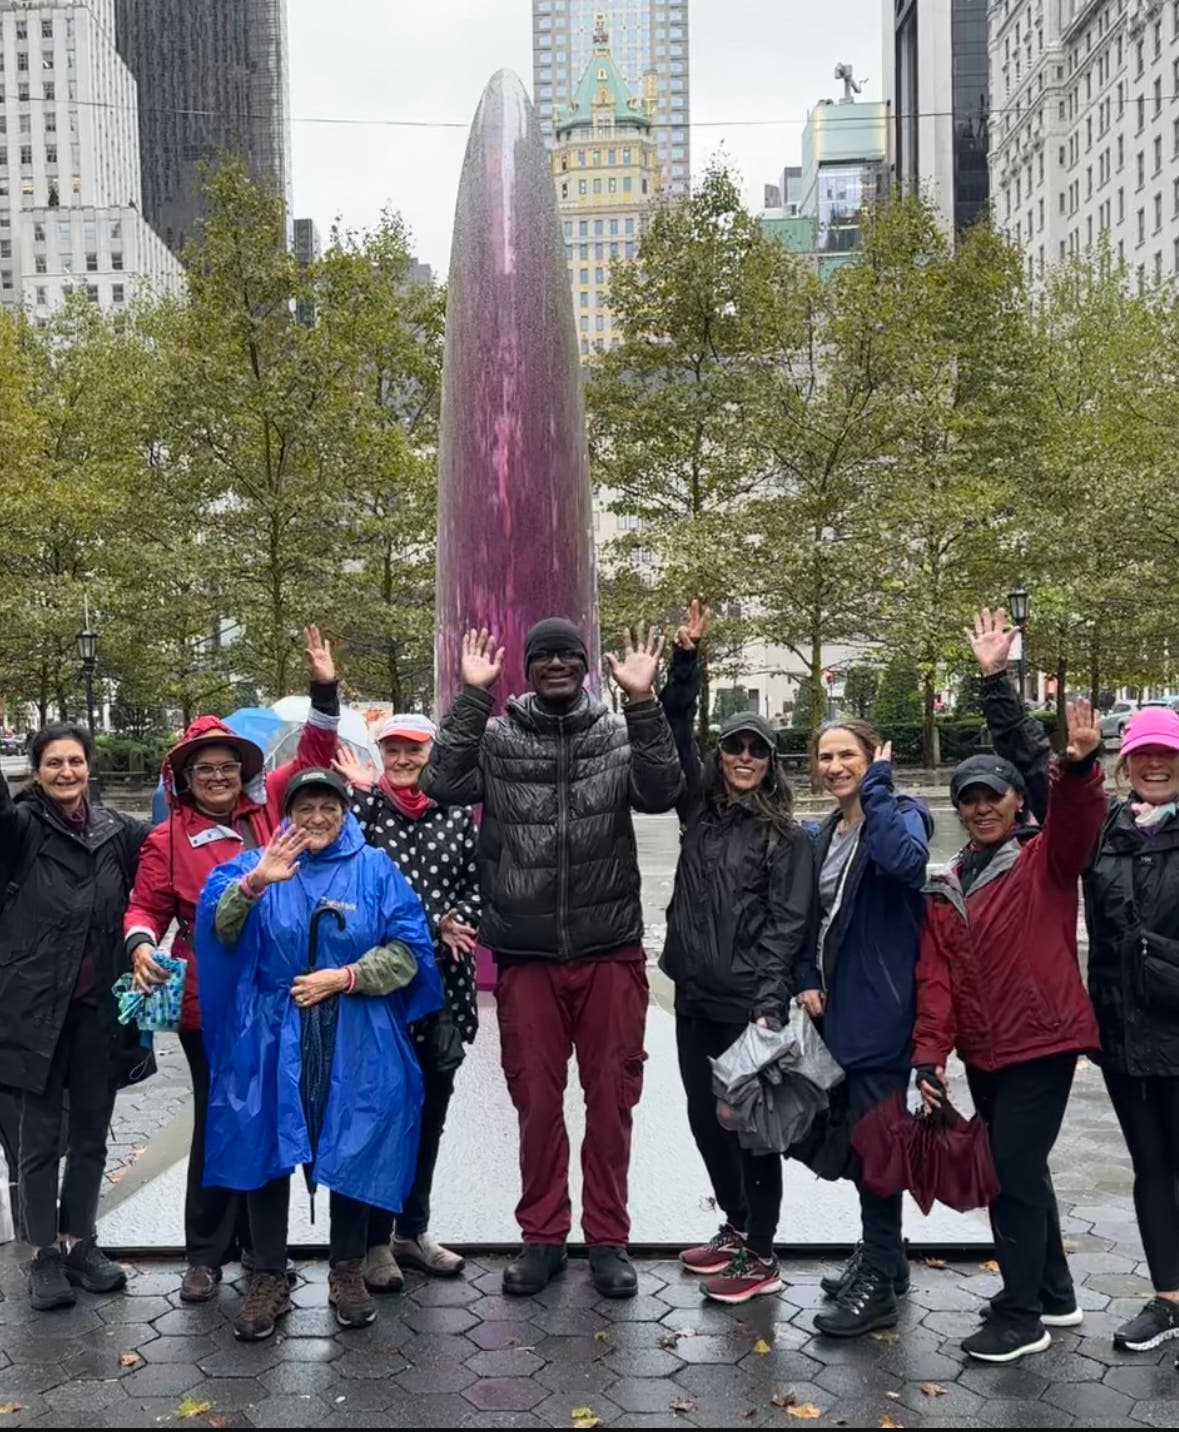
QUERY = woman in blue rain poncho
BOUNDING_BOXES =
[195,768,442,1342]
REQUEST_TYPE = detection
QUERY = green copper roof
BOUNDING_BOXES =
[556,43,650,134]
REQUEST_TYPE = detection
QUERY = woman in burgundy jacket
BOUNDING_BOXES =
[914,695,1104,1366]
[122,626,341,1304]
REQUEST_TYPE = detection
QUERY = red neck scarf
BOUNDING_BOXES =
[381,775,433,821]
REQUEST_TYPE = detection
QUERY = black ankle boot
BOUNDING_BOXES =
[588,1246,638,1299]
[813,1265,898,1338]
[503,1243,567,1296]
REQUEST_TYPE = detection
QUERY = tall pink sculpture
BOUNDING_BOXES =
[435,69,600,715]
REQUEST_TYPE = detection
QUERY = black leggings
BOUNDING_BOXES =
[247,1177,370,1272]
[1103,1071,1179,1292]
[676,1013,783,1256]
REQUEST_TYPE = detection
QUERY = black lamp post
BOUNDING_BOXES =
[76,624,98,732]
[1008,585,1030,704]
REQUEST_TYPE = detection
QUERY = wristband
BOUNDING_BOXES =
[344,965,356,994]
[241,874,261,901]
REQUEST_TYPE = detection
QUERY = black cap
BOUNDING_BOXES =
[525,617,588,669]
[949,754,1026,806]
[718,711,779,748]
[283,767,350,814]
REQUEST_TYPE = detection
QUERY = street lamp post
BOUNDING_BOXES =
[76,624,98,733]
[1008,585,1030,705]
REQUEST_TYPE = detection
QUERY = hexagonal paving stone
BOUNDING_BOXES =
[151,1306,226,1337]
[244,1393,331,1426]
[664,1332,749,1365]
[1104,1363,1179,1399]
[976,1398,1082,1428]
[466,1318,545,1351]
[401,1303,480,1336]
[333,1346,409,1380]
[1132,1397,1179,1427]
[396,1331,481,1367]
[198,1342,283,1377]
[896,1378,986,1420]
[1087,1275,1155,1298]
[464,1348,546,1379]
[0,1362,72,1396]
[180,1374,268,1409]
[603,1377,683,1414]
[97,1295,174,1324]
[1042,1379,1136,1421]
[814,1362,904,1399]
[407,1278,484,1308]
[593,1295,671,1323]
[43,1378,130,1412]
[531,1275,602,1310]
[121,1361,205,1397]
[396,1362,479,1394]
[272,1307,343,1339]
[958,1365,1050,1399]
[602,1346,684,1379]
[461,1375,549,1412]
[531,1304,614,1337]
[473,1293,545,1322]
[456,1414,547,1429]
[736,1346,823,1382]
[139,1334,219,1364]
[533,1354,620,1396]
[531,1389,625,1425]
[269,1335,345,1363]
[259,1360,343,1395]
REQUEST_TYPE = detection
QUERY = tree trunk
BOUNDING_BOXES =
[921,672,940,770]
[1055,657,1068,752]
[809,626,825,729]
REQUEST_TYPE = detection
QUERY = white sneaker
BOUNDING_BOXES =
[1042,1307,1084,1328]
[361,1242,404,1293]
[393,1230,465,1278]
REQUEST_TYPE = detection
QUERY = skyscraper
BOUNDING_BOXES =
[0,0,183,318]
[533,1,689,194]
[114,0,293,258]
[884,0,989,235]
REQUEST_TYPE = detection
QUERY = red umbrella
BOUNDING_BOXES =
[851,1092,1000,1216]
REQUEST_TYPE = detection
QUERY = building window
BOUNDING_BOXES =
[1156,77,1163,117]
[595,315,605,332]
[561,182,568,199]
[625,217,634,235]
[579,220,588,237]
[1138,208,1146,244]
[112,284,124,305]
[1157,136,1164,174]
[42,51,53,71]
[1,271,12,291]
[1156,194,1164,231]
[580,291,588,307]
[578,179,586,195]
[85,251,97,272]
[580,267,588,283]
[623,176,632,193]
[19,146,31,166]
[43,82,53,100]
[34,254,45,273]
[593,178,602,194]
[608,178,616,193]
[1139,152,1146,188]
[579,243,588,258]
[46,145,56,164]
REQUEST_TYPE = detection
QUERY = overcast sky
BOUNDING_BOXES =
[288,0,884,275]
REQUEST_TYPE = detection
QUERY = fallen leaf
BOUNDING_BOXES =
[0,1407,27,1417]
[753,1338,773,1355]
[1077,1056,1091,1071]
[785,1405,823,1421]
[592,1329,612,1344]
[669,1396,699,1414]
[880,1417,905,1429]
[675,1327,698,1338]
[1063,1240,1078,1253]
[771,1390,797,1409]
[923,1256,948,1270]
[174,1400,214,1420]
[885,1392,902,1401]
[571,1409,602,1430]
[119,1352,143,1369]
[208,1419,233,1429]
[920,1383,949,1398]
[657,1331,680,1350]
[978,1259,999,1274]
[870,1329,901,1345]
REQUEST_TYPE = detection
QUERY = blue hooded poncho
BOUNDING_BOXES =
[195,814,443,1211]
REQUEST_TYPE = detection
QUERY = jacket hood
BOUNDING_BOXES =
[505,689,607,735]
[162,715,266,810]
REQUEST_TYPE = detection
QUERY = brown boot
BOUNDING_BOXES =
[329,1258,377,1329]
[180,1265,221,1304]
[233,1272,292,1342]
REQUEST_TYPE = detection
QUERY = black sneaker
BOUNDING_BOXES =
[28,1247,76,1311]
[980,1299,1082,1328]
[1113,1297,1179,1352]
[503,1243,568,1296]
[233,1271,293,1341]
[962,1320,1051,1363]
[821,1243,910,1300]
[588,1246,638,1299]
[62,1236,127,1294]
[813,1266,898,1338]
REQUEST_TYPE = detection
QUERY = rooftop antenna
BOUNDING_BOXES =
[834,62,864,104]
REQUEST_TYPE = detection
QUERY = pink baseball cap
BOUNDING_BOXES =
[1121,706,1179,757]
[374,713,437,745]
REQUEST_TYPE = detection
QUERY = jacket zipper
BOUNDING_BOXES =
[820,825,860,993]
[557,719,570,958]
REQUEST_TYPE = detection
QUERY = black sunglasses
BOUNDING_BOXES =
[719,732,773,761]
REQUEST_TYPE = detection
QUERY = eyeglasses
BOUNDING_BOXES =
[719,733,773,761]
[533,650,585,666]
[190,762,242,781]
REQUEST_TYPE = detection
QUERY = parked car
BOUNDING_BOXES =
[1099,700,1141,742]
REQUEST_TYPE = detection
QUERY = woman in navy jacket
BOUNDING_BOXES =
[794,719,932,1339]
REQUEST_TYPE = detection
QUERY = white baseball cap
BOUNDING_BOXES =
[374,713,437,745]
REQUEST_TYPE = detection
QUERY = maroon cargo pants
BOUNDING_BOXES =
[495,947,649,1247]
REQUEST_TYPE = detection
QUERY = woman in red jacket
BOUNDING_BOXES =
[915,698,1104,1365]
[122,626,341,1304]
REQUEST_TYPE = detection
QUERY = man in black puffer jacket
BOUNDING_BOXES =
[422,617,682,1300]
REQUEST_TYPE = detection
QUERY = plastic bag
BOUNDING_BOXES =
[111,953,187,1033]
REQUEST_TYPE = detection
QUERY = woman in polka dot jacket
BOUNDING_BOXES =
[334,714,482,1291]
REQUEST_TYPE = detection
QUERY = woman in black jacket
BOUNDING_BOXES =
[660,605,816,1305]
[335,713,482,1294]
[0,723,150,1312]
[976,608,1179,1356]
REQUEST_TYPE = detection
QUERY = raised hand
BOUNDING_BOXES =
[605,623,665,701]
[248,825,309,893]
[674,598,712,652]
[332,744,375,789]
[1065,698,1102,763]
[305,624,336,684]
[873,741,894,766]
[967,607,1019,677]
[461,627,505,691]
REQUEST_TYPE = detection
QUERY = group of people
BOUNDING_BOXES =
[1,605,1177,1372]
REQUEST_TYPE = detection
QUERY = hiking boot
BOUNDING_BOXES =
[393,1230,465,1278]
[703,1248,784,1305]
[362,1243,404,1294]
[62,1236,127,1294]
[28,1247,76,1311]
[233,1271,292,1341]
[242,1250,297,1285]
[329,1259,378,1328]
[680,1223,746,1276]
[821,1243,910,1300]
[180,1265,221,1304]
[503,1243,568,1296]
[962,1319,1051,1363]
[1113,1297,1179,1352]
[813,1266,898,1338]
[589,1246,638,1299]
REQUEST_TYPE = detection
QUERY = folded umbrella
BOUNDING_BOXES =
[112,953,187,1033]
[852,1090,999,1216]
[711,1013,844,1155]
[300,904,346,1219]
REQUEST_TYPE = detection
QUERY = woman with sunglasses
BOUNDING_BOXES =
[794,718,933,1339]
[122,626,341,1305]
[660,604,816,1305]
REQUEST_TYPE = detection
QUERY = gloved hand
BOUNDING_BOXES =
[914,1064,946,1109]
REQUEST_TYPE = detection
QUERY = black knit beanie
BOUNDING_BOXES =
[524,617,588,669]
